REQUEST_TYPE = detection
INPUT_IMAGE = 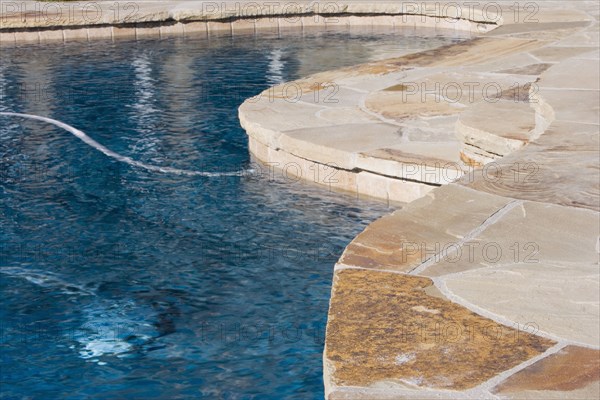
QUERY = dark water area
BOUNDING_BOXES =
[0,28,466,399]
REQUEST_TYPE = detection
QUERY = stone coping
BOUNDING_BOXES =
[1,1,500,43]
[235,1,600,399]
[2,1,599,399]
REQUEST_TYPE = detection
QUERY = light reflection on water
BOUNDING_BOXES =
[0,27,467,399]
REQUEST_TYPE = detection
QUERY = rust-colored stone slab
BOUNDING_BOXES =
[387,37,543,68]
[325,269,554,390]
[493,346,600,393]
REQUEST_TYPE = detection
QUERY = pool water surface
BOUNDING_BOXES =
[0,28,466,399]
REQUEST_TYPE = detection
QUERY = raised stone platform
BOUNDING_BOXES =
[0,1,494,44]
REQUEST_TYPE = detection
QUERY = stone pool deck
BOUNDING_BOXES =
[238,2,600,399]
[2,1,599,399]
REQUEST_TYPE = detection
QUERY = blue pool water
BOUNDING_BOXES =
[1,28,466,399]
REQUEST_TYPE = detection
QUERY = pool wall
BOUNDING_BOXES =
[1,1,496,44]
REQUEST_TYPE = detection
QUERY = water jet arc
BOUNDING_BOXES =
[0,111,251,177]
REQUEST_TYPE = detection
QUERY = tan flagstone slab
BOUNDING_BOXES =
[333,70,415,94]
[518,7,594,24]
[135,24,161,38]
[365,71,534,124]
[365,91,464,122]
[456,99,536,161]
[278,123,405,170]
[325,269,555,391]
[492,381,600,400]
[538,58,600,91]
[492,346,600,397]
[253,17,279,33]
[423,199,600,278]
[356,142,463,185]
[360,141,462,165]
[230,18,257,33]
[253,141,360,195]
[390,37,545,68]
[355,171,434,204]
[462,52,543,73]
[465,198,600,267]
[460,124,600,212]
[239,99,329,147]
[400,116,462,142]
[0,30,16,45]
[530,45,599,62]
[295,86,368,109]
[435,202,600,345]
[486,22,591,37]
[555,29,600,47]
[339,185,512,271]
[458,99,536,142]
[495,63,553,76]
[207,21,232,35]
[315,107,378,125]
[0,0,503,31]
[531,120,600,151]
[443,263,600,345]
[575,49,600,60]
[15,28,39,43]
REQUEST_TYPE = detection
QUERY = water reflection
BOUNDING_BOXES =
[0,28,467,399]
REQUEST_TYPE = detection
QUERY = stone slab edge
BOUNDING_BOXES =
[0,1,501,43]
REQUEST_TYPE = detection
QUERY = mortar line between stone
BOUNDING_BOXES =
[336,263,600,348]
[408,200,523,275]
[473,342,567,393]
[358,95,406,128]
[432,276,592,346]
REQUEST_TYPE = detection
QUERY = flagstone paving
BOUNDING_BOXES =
[236,2,600,399]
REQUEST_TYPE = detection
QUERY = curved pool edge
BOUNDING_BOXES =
[1,1,498,44]
[237,2,600,399]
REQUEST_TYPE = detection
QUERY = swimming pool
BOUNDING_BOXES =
[0,28,466,399]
